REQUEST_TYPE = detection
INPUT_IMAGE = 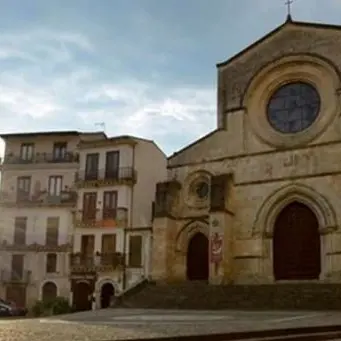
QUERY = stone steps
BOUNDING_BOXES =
[118,282,341,310]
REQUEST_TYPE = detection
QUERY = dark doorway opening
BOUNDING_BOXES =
[186,232,209,281]
[73,282,92,311]
[42,282,57,302]
[273,201,321,281]
[100,283,115,308]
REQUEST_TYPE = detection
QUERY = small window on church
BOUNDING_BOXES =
[190,179,209,200]
[195,181,209,199]
[186,173,210,209]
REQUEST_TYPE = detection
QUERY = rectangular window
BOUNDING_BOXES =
[105,151,119,179]
[46,253,57,273]
[53,142,67,161]
[48,176,63,196]
[82,192,97,222]
[17,176,31,202]
[102,191,117,219]
[128,235,143,268]
[14,217,27,245]
[46,217,59,246]
[85,153,99,180]
[20,143,34,161]
[11,254,24,280]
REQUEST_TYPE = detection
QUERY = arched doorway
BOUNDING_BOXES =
[100,283,115,308]
[42,282,57,302]
[273,201,321,280]
[73,282,92,311]
[186,232,209,281]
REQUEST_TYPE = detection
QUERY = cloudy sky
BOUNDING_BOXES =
[0,0,339,156]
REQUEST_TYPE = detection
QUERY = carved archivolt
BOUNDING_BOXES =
[183,170,212,209]
[252,183,337,238]
[175,220,209,253]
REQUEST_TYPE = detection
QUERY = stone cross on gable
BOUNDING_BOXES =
[285,0,293,19]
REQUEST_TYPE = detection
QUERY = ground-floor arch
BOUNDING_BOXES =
[41,281,57,302]
[273,201,321,281]
[73,281,92,311]
[186,232,209,281]
[100,282,115,308]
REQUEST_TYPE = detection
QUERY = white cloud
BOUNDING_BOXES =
[79,82,216,143]
[0,27,216,156]
[0,29,93,65]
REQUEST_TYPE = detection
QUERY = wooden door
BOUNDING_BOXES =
[17,176,31,201]
[101,234,116,253]
[85,153,99,180]
[105,151,119,179]
[103,191,117,220]
[273,201,321,280]
[82,193,97,222]
[101,234,116,265]
[81,235,95,266]
[186,233,209,281]
[81,235,94,255]
[73,282,92,311]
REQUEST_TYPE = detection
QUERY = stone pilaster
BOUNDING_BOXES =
[209,174,234,284]
[151,180,181,282]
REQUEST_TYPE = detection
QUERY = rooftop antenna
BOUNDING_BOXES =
[95,122,105,132]
[285,0,293,21]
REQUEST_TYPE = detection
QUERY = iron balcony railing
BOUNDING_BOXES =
[0,269,32,284]
[75,167,136,182]
[70,252,124,268]
[74,207,128,228]
[0,190,77,206]
[3,152,79,165]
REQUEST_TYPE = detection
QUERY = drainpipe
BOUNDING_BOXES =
[122,143,136,291]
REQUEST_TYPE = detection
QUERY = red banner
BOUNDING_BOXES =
[210,232,223,263]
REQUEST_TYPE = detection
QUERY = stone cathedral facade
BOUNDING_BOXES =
[151,17,341,285]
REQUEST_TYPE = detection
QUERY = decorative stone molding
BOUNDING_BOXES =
[154,180,182,218]
[184,171,211,209]
[210,174,230,212]
[252,182,337,238]
[324,271,341,282]
[244,54,340,148]
[175,220,209,254]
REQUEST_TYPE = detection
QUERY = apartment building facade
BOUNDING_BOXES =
[70,135,167,311]
[0,131,103,308]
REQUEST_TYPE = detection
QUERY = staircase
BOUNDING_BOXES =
[118,281,341,310]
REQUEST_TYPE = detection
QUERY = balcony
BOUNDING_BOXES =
[70,252,124,273]
[73,207,128,228]
[0,189,77,208]
[75,167,137,188]
[0,269,31,284]
[0,240,72,252]
[1,152,79,169]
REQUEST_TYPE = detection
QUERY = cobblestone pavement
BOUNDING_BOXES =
[1,309,341,341]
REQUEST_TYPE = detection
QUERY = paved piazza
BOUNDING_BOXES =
[1,309,341,340]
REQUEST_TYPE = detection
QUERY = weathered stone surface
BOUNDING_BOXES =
[152,19,341,286]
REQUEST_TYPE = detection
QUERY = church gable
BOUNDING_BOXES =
[217,20,341,127]
[168,129,226,167]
